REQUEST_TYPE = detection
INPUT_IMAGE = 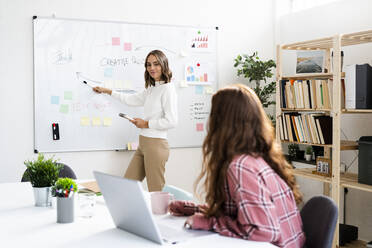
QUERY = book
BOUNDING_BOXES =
[316,115,332,144]
[315,119,325,144]
[345,63,372,109]
[282,114,288,140]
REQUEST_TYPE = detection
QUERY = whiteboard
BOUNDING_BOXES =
[33,17,217,152]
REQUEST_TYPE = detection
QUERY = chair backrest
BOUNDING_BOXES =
[21,162,77,182]
[162,185,193,201]
[300,195,338,248]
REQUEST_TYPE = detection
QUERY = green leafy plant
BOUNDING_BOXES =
[305,146,313,155]
[52,178,78,197]
[234,51,276,121]
[287,144,300,160]
[24,153,63,188]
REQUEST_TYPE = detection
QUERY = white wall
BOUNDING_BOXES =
[0,0,275,194]
[278,0,372,240]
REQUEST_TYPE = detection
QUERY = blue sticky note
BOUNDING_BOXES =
[187,76,191,81]
[191,75,195,81]
[195,85,203,95]
[51,96,59,105]
[104,67,113,77]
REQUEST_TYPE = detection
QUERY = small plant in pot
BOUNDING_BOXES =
[305,146,313,161]
[52,178,78,223]
[24,153,63,207]
[287,144,300,161]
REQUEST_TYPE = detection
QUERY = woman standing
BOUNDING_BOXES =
[169,84,305,248]
[93,50,178,192]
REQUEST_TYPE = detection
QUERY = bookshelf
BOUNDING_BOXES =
[276,29,372,248]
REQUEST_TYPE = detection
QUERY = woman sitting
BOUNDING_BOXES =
[169,84,305,248]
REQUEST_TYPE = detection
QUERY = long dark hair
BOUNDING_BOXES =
[144,50,172,88]
[195,84,302,217]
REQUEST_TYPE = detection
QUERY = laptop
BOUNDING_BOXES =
[93,171,213,244]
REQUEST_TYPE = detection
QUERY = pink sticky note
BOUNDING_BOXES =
[196,123,204,132]
[124,43,132,51]
[112,37,120,46]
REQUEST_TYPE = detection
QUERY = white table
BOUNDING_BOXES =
[0,182,277,248]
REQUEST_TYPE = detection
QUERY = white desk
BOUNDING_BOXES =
[0,182,277,248]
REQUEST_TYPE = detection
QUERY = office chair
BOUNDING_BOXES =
[162,185,193,201]
[21,162,77,182]
[300,195,338,248]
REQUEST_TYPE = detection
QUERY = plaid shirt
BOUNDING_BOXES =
[192,155,305,248]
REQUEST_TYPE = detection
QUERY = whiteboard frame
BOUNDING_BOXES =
[32,16,219,153]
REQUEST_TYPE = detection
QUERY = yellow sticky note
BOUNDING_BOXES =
[127,143,132,150]
[180,80,188,88]
[80,117,90,126]
[114,80,124,89]
[103,117,112,126]
[92,117,101,126]
[104,80,114,89]
[123,80,134,90]
[205,86,214,94]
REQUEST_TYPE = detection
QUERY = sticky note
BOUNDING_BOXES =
[104,79,114,89]
[51,95,59,105]
[123,80,134,90]
[131,142,138,150]
[64,91,73,100]
[92,117,101,126]
[59,104,69,114]
[196,123,204,132]
[180,50,188,57]
[127,143,132,150]
[112,37,120,46]
[180,80,188,88]
[124,43,132,51]
[104,67,113,77]
[195,85,203,94]
[114,80,124,89]
[103,117,112,126]
[205,86,214,94]
[80,117,90,126]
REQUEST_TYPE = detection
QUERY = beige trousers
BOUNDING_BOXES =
[124,135,170,192]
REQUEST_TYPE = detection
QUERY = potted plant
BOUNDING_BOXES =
[52,177,78,223]
[234,51,276,122]
[305,146,313,161]
[287,144,300,161]
[24,153,63,207]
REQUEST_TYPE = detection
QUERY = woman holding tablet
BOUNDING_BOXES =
[93,50,178,192]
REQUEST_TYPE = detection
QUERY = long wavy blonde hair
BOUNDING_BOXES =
[195,84,302,217]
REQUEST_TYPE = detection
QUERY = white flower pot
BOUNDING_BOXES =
[305,154,312,161]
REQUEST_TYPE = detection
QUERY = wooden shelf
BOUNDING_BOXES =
[281,140,332,147]
[340,240,367,248]
[281,108,331,112]
[281,140,357,150]
[340,140,358,150]
[281,29,372,50]
[341,173,372,193]
[293,168,332,183]
[342,109,372,114]
[293,168,372,193]
[281,73,334,80]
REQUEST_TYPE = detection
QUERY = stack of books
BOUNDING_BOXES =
[278,113,332,145]
[280,79,332,110]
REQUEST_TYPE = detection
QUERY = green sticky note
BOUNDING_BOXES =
[60,104,69,114]
[64,91,73,100]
